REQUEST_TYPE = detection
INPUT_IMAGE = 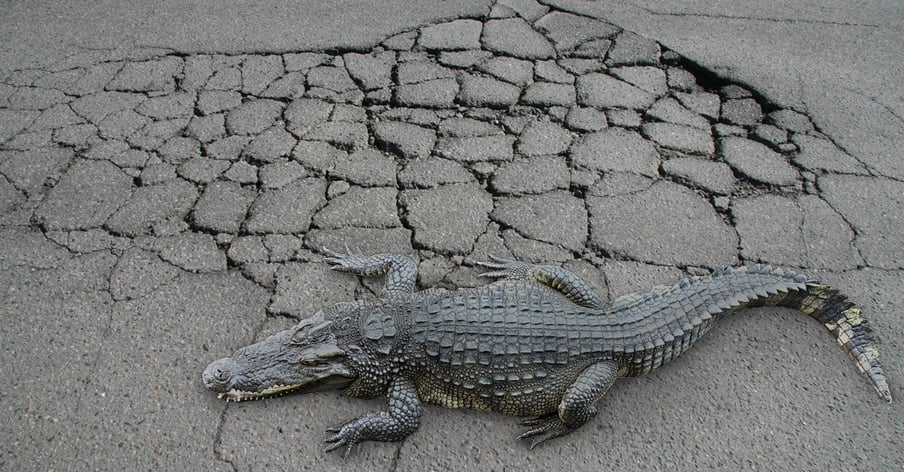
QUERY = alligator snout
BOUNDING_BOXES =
[202,358,235,393]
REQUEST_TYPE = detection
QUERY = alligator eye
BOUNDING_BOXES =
[291,331,309,344]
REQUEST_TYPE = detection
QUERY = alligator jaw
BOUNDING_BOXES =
[216,370,354,402]
[218,383,306,402]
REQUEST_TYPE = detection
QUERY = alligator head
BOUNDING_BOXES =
[202,310,355,401]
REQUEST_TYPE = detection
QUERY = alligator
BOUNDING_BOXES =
[202,248,891,457]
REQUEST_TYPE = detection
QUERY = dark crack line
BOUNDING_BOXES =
[797,92,879,178]
[540,0,881,29]
[856,89,904,126]
[52,245,120,468]
[792,197,808,267]
[213,404,239,472]
[812,182,869,266]
[389,441,403,472]
[625,4,881,28]
[816,82,904,131]
[590,238,736,273]
[47,46,151,76]
[785,68,808,113]
[210,313,269,471]
[491,216,581,260]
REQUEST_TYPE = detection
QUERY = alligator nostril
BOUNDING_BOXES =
[215,366,229,382]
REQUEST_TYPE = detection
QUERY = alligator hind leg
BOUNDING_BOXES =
[517,360,619,449]
[324,245,417,296]
[479,256,605,310]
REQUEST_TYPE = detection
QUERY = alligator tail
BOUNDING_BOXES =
[775,280,892,403]
[637,264,892,402]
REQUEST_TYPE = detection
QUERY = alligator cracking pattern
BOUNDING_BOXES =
[0,3,892,471]
[1,9,877,280]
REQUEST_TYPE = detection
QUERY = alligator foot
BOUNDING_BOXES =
[323,418,364,458]
[322,377,422,457]
[323,243,378,275]
[516,414,575,449]
[323,245,418,295]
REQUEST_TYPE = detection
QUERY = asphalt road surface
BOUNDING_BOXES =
[1,1,901,470]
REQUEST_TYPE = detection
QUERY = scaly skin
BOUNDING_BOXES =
[202,249,892,457]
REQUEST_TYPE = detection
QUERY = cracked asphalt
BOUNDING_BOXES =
[1,0,901,470]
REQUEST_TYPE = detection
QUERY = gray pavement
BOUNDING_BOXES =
[1,1,901,470]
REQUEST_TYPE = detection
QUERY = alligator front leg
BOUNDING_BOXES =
[518,360,619,449]
[478,256,605,310]
[324,245,417,296]
[324,377,422,457]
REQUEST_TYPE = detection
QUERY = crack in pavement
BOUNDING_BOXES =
[645,11,879,29]
[607,0,882,28]
[213,404,239,472]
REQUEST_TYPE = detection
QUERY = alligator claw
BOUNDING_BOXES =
[517,431,553,450]
[323,434,356,458]
[323,244,368,272]
[476,255,515,269]
[515,415,572,450]
[323,421,362,458]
